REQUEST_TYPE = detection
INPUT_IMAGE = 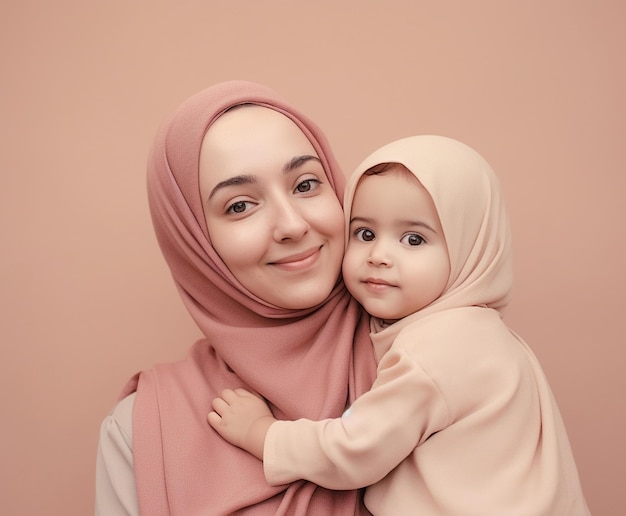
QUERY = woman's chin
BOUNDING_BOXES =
[267,280,338,310]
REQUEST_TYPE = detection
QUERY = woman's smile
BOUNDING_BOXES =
[270,245,323,271]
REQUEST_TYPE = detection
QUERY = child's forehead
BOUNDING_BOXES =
[365,161,411,175]
[361,162,425,191]
[349,171,443,234]
[355,168,431,204]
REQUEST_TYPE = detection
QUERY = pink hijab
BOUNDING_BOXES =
[123,81,376,515]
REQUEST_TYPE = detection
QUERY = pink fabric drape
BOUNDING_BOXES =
[122,81,377,515]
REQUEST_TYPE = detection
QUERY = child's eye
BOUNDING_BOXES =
[226,200,254,214]
[401,233,425,246]
[355,228,376,242]
[294,178,321,193]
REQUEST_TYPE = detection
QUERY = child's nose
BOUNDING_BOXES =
[367,242,392,267]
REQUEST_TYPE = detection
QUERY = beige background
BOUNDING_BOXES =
[1,1,624,514]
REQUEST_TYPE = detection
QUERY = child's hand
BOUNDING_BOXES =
[208,388,276,461]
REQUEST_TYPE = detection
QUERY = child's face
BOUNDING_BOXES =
[342,166,450,322]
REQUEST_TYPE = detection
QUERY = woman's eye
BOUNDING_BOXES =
[401,233,425,246]
[294,179,320,193]
[355,228,376,242]
[226,200,253,214]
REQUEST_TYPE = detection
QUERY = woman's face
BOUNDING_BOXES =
[200,105,345,309]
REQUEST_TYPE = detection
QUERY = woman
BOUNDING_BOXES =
[95,81,377,515]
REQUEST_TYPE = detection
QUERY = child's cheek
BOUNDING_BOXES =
[341,247,359,291]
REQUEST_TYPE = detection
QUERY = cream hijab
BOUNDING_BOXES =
[123,81,376,515]
[344,135,513,333]
[343,137,589,514]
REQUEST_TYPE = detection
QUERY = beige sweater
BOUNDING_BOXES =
[264,307,590,515]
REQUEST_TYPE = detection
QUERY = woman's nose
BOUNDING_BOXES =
[272,200,310,242]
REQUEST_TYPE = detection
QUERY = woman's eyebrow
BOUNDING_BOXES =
[208,156,321,200]
[208,175,256,200]
[283,155,321,172]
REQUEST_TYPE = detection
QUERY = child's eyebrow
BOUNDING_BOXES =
[401,220,437,233]
[349,216,437,234]
[349,216,374,225]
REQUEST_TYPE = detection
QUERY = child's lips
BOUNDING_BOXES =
[362,277,396,290]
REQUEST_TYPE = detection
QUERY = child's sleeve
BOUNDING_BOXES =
[263,346,450,489]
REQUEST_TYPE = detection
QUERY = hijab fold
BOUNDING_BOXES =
[124,81,376,515]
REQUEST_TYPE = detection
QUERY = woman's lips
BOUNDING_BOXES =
[270,246,322,271]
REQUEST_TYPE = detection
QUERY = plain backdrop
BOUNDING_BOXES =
[1,1,624,514]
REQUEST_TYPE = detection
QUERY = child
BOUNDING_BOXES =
[208,135,590,515]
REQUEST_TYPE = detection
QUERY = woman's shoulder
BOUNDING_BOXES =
[96,392,139,515]
[102,391,136,446]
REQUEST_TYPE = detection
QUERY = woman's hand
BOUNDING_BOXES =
[208,388,276,461]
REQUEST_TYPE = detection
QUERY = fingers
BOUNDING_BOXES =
[213,388,260,409]
[211,396,229,416]
[212,389,241,411]
[209,387,266,428]
[222,388,257,401]
[220,388,238,403]
[207,411,221,428]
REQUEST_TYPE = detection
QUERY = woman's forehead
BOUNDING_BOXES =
[198,105,321,195]
[204,106,314,160]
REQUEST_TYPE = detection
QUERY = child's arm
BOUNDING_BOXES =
[210,347,447,490]
[208,388,276,460]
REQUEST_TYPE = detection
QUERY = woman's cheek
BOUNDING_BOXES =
[210,217,267,274]
[328,203,347,271]
[324,197,346,244]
